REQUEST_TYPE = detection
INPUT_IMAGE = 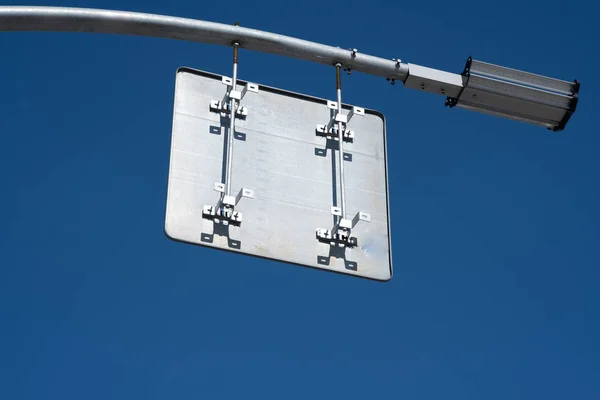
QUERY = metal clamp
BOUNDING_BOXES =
[316,207,371,248]
[210,76,259,117]
[202,183,254,226]
[315,100,364,143]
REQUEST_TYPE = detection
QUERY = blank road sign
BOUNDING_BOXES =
[165,67,393,281]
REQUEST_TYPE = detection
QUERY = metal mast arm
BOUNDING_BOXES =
[0,6,580,131]
[0,6,413,85]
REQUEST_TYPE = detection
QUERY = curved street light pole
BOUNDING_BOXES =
[0,6,414,84]
[0,6,580,131]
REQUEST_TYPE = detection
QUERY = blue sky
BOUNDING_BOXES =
[0,0,598,399]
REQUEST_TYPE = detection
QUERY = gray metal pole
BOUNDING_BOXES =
[0,6,579,131]
[0,6,413,82]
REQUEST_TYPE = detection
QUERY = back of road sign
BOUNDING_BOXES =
[164,67,393,281]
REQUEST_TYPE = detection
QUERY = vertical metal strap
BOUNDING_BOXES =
[225,42,239,196]
[335,63,346,219]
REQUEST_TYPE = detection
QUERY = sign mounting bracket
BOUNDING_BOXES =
[203,42,258,227]
[316,63,370,248]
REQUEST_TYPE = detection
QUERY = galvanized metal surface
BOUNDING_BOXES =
[0,5,410,83]
[404,63,464,97]
[165,68,393,281]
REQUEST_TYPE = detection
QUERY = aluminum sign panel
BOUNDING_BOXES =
[165,67,392,281]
